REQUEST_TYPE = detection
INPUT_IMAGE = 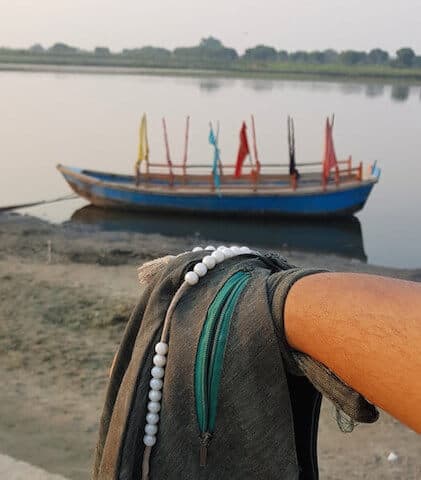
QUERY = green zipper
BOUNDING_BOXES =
[194,270,250,466]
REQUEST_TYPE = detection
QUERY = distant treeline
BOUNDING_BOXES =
[2,37,421,78]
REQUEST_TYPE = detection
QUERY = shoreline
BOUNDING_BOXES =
[0,212,420,479]
[2,61,421,84]
[2,209,421,280]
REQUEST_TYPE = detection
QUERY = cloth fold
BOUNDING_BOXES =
[93,251,378,480]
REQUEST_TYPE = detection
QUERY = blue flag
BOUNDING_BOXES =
[209,125,221,191]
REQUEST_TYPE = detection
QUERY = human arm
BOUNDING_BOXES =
[285,273,421,432]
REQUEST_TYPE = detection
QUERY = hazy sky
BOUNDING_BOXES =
[1,0,421,54]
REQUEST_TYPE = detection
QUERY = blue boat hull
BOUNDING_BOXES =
[58,165,378,217]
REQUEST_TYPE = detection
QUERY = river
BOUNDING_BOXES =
[1,69,420,267]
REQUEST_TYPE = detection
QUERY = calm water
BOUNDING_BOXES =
[1,70,420,268]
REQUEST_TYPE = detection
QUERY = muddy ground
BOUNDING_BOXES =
[0,212,419,479]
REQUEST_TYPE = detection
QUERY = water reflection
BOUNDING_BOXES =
[248,79,275,91]
[365,84,385,98]
[196,76,415,103]
[70,206,367,262]
[306,82,336,93]
[337,81,412,103]
[337,83,363,95]
[199,79,224,92]
[391,84,410,102]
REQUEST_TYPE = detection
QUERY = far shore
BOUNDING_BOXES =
[2,61,421,84]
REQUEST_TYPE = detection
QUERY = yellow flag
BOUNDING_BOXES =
[136,114,149,167]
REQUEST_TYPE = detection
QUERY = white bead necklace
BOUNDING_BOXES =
[141,245,253,478]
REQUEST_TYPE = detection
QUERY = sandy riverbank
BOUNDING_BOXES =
[0,212,419,479]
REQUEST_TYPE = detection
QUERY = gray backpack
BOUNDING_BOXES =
[93,249,377,479]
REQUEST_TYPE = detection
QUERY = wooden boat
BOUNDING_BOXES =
[57,163,379,217]
[57,115,380,217]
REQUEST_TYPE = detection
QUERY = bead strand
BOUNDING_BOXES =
[143,244,253,448]
[183,245,252,286]
[143,341,169,447]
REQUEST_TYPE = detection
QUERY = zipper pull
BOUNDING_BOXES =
[199,432,212,467]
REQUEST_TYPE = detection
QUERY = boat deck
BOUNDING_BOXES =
[78,168,368,195]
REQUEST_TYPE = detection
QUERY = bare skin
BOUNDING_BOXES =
[285,273,421,433]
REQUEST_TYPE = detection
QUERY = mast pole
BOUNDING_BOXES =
[182,116,190,180]
[162,117,174,186]
[287,115,291,170]
[216,121,223,178]
[251,115,260,174]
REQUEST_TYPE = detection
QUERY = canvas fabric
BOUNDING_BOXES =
[93,251,378,480]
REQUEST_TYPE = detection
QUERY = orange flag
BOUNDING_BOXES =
[235,122,250,177]
[322,117,338,181]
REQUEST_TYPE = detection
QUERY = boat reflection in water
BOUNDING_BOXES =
[70,206,367,262]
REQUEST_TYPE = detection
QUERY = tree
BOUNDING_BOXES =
[48,43,79,55]
[174,38,238,64]
[94,47,111,56]
[278,50,288,62]
[339,50,367,65]
[289,51,309,63]
[323,49,339,64]
[307,51,325,64]
[243,45,278,62]
[413,56,421,68]
[396,47,415,67]
[122,46,171,61]
[199,37,223,49]
[367,48,389,65]
[29,43,44,54]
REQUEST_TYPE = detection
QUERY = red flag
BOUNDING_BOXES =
[322,117,338,181]
[235,122,250,177]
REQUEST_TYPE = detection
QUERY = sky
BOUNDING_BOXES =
[1,0,421,54]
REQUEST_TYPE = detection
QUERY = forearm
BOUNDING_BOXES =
[284,272,421,432]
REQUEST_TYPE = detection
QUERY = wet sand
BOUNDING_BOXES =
[0,212,419,479]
